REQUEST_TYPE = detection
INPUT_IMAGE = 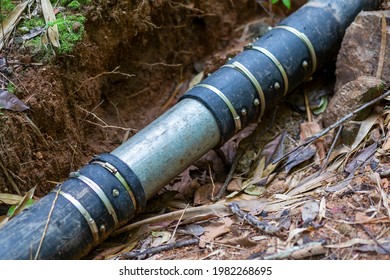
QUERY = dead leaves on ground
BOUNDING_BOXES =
[99,102,390,260]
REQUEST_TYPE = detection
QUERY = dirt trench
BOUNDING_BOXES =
[0,0,281,196]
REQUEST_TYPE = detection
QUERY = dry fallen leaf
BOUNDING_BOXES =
[199,218,234,247]
[351,114,379,151]
[0,193,23,205]
[284,145,316,174]
[41,0,60,47]
[301,200,319,223]
[300,121,326,164]
[0,1,29,50]
[0,90,29,112]
[151,231,172,247]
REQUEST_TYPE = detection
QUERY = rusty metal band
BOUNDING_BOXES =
[56,190,99,242]
[196,83,242,132]
[274,25,317,75]
[70,172,118,227]
[90,160,138,211]
[222,61,266,121]
[248,46,289,96]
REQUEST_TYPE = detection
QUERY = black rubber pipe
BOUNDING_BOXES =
[0,0,381,259]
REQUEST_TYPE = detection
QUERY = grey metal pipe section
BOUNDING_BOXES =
[111,98,220,199]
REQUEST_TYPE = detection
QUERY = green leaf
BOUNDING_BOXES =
[243,185,266,196]
[312,96,328,115]
[45,19,67,29]
[282,0,291,9]
[271,0,279,4]
[7,198,35,217]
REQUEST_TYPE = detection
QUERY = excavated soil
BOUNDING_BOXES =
[0,0,287,196]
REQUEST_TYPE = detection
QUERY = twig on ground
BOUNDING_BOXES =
[212,150,243,202]
[0,159,21,195]
[169,204,189,243]
[34,186,61,260]
[72,66,134,95]
[258,241,327,260]
[376,13,387,79]
[359,224,390,255]
[273,90,390,164]
[319,124,343,174]
[229,203,278,234]
[114,238,199,260]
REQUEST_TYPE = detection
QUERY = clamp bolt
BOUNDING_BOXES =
[112,189,120,197]
[241,108,247,116]
[302,60,309,69]
[254,98,260,106]
[274,82,281,89]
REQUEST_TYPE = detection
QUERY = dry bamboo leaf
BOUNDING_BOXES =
[259,130,286,166]
[383,130,390,150]
[0,1,29,50]
[247,157,266,186]
[318,196,326,222]
[284,145,316,174]
[0,216,9,229]
[286,171,335,197]
[0,193,23,205]
[325,238,379,249]
[151,231,171,247]
[286,227,308,243]
[356,239,390,254]
[41,0,60,47]
[290,242,326,259]
[178,224,205,237]
[218,234,257,247]
[199,218,233,248]
[263,242,325,260]
[351,114,379,151]
[345,143,377,174]
[189,71,204,89]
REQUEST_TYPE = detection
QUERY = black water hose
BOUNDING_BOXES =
[0,0,382,259]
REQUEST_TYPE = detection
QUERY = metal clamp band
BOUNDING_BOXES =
[248,46,289,96]
[196,83,242,132]
[222,61,266,121]
[70,172,118,227]
[56,190,99,242]
[90,160,138,211]
[274,25,317,76]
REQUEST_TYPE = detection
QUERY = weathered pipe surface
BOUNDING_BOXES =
[0,0,381,259]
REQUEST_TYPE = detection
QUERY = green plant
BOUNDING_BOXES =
[271,0,291,9]
[6,83,15,93]
[56,15,86,54]
[0,0,15,21]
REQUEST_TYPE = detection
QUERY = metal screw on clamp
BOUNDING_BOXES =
[112,189,120,197]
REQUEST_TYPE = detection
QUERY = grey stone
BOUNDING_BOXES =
[335,11,390,92]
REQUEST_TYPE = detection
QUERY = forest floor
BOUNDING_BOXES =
[0,0,390,260]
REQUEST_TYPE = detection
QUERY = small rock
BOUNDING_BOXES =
[322,76,384,128]
[335,11,390,91]
[72,22,82,33]
[34,151,44,160]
